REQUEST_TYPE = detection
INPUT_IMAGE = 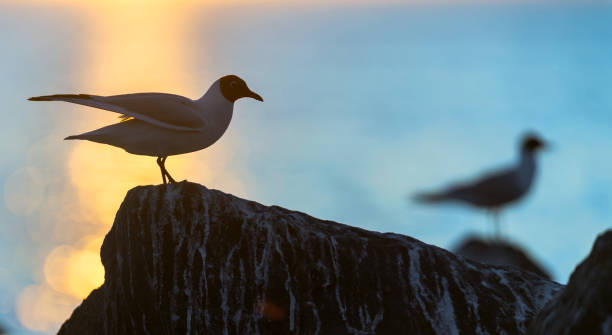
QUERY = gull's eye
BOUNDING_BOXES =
[230,81,238,89]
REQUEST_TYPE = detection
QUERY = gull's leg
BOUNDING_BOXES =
[157,157,167,184]
[161,157,176,183]
[492,210,501,240]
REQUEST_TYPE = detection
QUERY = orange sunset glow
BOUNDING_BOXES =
[13,1,237,332]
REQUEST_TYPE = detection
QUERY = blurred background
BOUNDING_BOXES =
[2,0,612,333]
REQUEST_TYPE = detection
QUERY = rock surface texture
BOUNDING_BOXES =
[59,182,561,334]
[453,236,552,280]
[528,230,612,335]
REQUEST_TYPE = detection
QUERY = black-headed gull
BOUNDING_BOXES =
[29,75,263,184]
[414,134,548,237]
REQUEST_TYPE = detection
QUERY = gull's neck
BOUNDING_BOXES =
[520,148,536,166]
[196,80,224,103]
[517,148,537,188]
[195,80,234,113]
[193,80,234,134]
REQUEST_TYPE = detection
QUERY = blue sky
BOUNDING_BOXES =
[2,1,612,333]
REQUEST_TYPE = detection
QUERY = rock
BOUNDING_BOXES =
[59,182,562,334]
[453,236,552,280]
[528,230,612,335]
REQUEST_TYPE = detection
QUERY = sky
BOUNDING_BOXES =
[2,0,612,333]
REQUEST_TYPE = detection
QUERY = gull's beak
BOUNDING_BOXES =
[247,90,264,102]
[538,140,552,152]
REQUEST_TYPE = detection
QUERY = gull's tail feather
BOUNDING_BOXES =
[28,94,93,101]
[413,191,450,204]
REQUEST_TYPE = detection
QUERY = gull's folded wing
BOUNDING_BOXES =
[415,168,519,206]
[444,168,520,204]
[28,93,206,131]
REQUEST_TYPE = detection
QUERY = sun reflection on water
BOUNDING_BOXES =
[43,236,105,298]
[15,1,215,332]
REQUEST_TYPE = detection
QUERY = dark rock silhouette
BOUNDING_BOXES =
[528,230,612,335]
[59,182,561,334]
[453,236,552,280]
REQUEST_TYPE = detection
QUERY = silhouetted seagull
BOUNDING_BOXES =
[414,134,548,237]
[29,75,263,184]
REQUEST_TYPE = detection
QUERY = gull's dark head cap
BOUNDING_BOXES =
[521,133,547,153]
[219,75,263,103]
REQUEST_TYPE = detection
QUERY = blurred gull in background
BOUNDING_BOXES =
[414,133,548,237]
[29,75,263,184]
